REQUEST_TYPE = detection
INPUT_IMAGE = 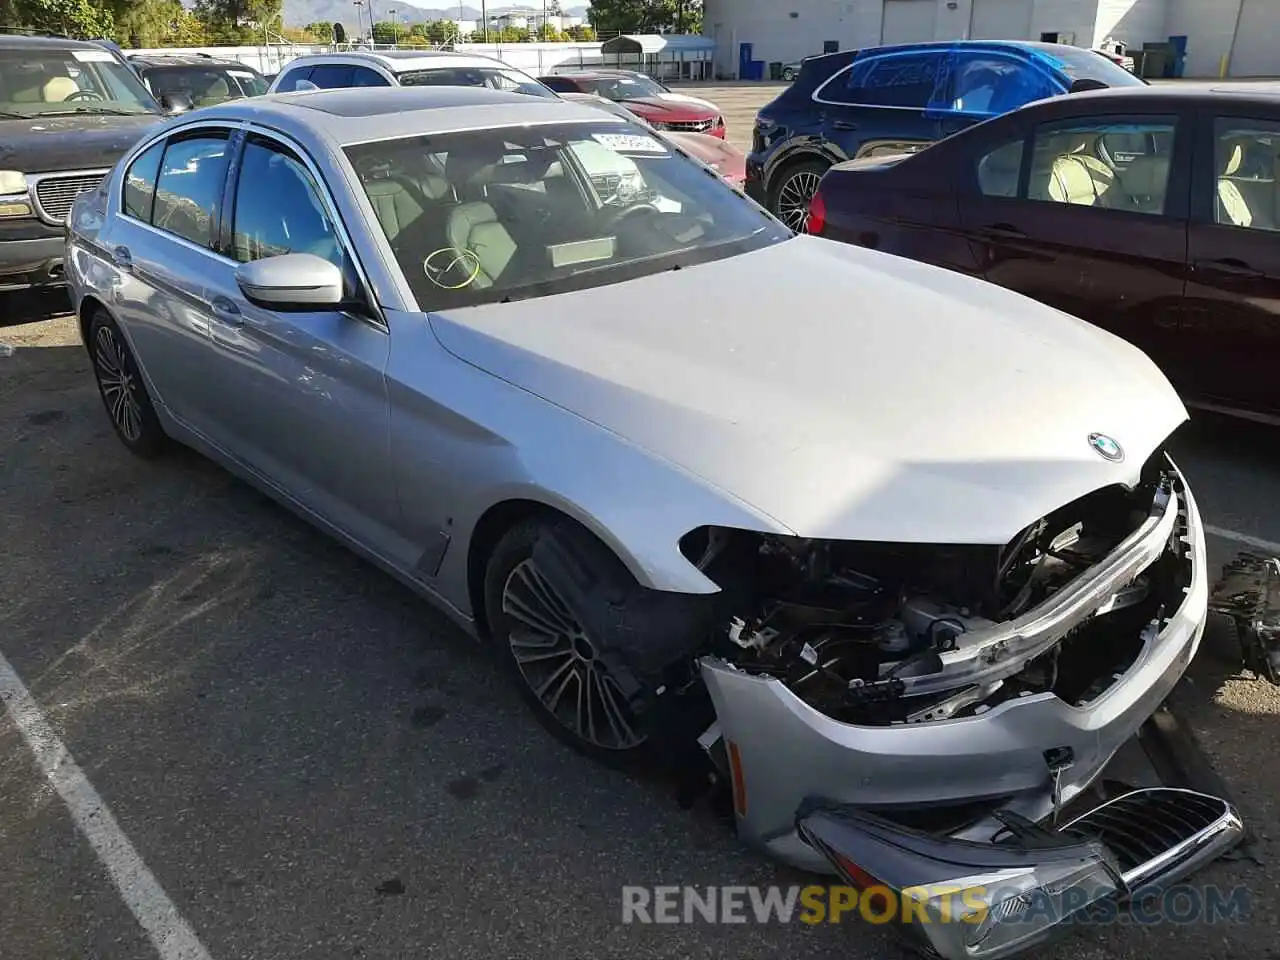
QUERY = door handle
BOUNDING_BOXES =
[831,119,858,131]
[979,223,1026,239]
[209,295,244,328]
[1194,257,1263,279]
[111,245,132,270]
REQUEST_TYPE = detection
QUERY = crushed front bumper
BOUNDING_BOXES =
[699,460,1208,872]
[796,785,1242,960]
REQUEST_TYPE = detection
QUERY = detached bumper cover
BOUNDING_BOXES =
[796,787,1242,960]
[700,460,1208,871]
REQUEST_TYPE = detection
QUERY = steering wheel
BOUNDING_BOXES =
[423,247,481,290]
[65,89,105,102]
[599,202,661,231]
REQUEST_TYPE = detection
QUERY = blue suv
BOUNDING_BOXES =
[747,40,1144,230]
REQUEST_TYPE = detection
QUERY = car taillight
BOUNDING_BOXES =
[805,189,826,234]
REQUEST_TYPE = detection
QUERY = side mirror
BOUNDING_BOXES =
[159,92,193,114]
[234,253,345,311]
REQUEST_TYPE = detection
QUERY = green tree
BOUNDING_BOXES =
[14,0,113,37]
[424,19,458,44]
[566,23,595,41]
[370,18,396,42]
[588,0,700,34]
[304,19,334,41]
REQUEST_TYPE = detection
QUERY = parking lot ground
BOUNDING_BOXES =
[4,80,1280,955]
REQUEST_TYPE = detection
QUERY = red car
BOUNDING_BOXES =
[539,69,726,138]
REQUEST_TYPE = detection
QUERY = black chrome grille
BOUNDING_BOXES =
[33,172,107,224]
[1063,788,1237,879]
[661,118,717,133]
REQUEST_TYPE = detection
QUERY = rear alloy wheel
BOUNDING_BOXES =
[770,160,828,233]
[485,518,649,765]
[87,309,167,457]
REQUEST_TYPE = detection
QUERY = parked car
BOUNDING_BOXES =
[267,50,556,97]
[539,68,726,137]
[749,40,1147,230]
[66,84,1257,960]
[129,53,269,110]
[807,81,1280,426]
[781,61,802,82]
[559,91,746,187]
[0,34,169,293]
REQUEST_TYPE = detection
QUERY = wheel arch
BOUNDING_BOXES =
[763,141,845,194]
[76,292,110,349]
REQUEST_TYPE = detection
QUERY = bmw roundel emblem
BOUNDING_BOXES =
[1088,433,1124,462]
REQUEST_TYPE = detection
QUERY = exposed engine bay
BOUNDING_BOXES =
[677,457,1189,728]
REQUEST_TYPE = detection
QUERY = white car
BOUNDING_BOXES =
[267,49,556,98]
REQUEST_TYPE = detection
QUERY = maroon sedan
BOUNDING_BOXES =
[539,69,726,138]
[807,82,1280,425]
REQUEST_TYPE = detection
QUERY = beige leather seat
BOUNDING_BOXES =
[1216,137,1276,230]
[195,77,230,105]
[446,202,517,289]
[1028,134,1133,209]
[362,170,448,245]
[43,76,80,102]
[977,141,1022,198]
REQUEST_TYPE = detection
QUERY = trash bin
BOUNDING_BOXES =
[769,61,783,81]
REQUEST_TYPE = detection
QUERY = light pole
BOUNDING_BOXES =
[389,7,397,45]
[353,0,365,42]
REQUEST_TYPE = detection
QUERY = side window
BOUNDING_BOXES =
[977,138,1024,198]
[1213,118,1280,232]
[1026,118,1176,215]
[352,67,390,87]
[275,66,313,92]
[231,138,344,270]
[541,76,578,92]
[947,54,1056,116]
[307,64,354,88]
[832,52,945,108]
[122,139,165,221]
[151,132,231,249]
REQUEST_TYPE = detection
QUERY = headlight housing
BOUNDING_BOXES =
[0,169,33,219]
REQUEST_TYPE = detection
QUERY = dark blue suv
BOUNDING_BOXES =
[747,40,1145,230]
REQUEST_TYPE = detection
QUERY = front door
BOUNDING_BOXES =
[958,111,1191,381]
[1181,112,1280,419]
[199,131,404,559]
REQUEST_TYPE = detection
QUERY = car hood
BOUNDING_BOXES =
[427,237,1188,546]
[0,113,164,173]
[619,95,718,119]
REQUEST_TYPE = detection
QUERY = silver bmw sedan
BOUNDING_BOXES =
[65,85,1246,959]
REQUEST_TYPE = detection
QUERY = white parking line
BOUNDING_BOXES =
[1203,525,1280,555]
[0,651,213,960]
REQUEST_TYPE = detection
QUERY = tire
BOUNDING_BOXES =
[768,158,829,233]
[483,515,658,768]
[86,307,168,457]
[782,68,797,81]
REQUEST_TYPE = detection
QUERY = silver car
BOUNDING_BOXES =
[66,85,1251,959]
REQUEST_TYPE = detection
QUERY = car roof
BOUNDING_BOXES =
[544,67,644,78]
[129,54,256,70]
[280,50,507,72]
[1053,80,1280,106]
[194,85,625,145]
[0,34,109,51]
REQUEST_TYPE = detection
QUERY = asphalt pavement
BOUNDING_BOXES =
[3,84,1280,960]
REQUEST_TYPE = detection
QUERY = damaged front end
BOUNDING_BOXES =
[668,451,1255,955]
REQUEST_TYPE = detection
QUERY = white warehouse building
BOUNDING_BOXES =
[703,0,1280,79]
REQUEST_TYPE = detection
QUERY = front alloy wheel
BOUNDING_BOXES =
[502,557,645,752]
[772,161,828,233]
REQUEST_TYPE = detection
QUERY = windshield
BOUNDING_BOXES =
[346,120,788,311]
[1046,46,1147,87]
[585,75,668,100]
[146,66,267,106]
[0,47,160,116]
[397,66,556,99]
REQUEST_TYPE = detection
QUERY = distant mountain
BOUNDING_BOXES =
[280,0,590,29]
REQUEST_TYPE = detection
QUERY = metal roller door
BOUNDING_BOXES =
[1229,0,1280,79]
[969,0,1035,41]
[881,0,938,45]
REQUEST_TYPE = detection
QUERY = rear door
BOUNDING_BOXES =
[811,48,948,160]
[957,108,1192,377]
[1181,106,1280,418]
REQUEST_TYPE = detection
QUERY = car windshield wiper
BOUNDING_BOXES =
[38,106,148,117]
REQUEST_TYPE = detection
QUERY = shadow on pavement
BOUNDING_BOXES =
[2,289,72,328]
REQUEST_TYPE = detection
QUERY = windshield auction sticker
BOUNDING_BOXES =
[591,133,669,154]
